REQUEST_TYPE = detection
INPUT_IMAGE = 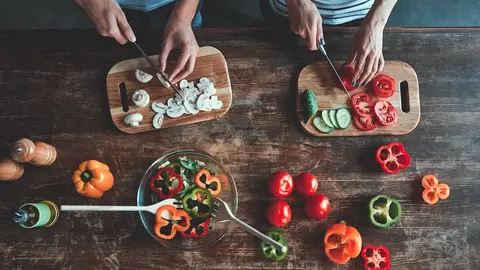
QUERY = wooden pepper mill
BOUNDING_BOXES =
[10,138,57,166]
[0,159,24,181]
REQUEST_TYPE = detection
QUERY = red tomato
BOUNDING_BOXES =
[305,194,330,220]
[373,74,395,98]
[353,113,377,131]
[351,92,373,117]
[374,101,398,126]
[294,172,318,197]
[338,65,357,91]
[268,171,294,198]
[266,200,292,226]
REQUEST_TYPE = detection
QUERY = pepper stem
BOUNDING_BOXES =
[81,171,92,182]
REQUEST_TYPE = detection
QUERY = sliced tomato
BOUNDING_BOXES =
[353,113,377,131]
[373,74,395,98]
[338,65,357,91]
[374,101,398,126]
[351,92,373,117]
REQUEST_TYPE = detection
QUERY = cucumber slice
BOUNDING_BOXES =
[313,117,334,134]
[329,110,340,128]
[322,110,334,128]
[303,89,318,122]
[336,108,352,129]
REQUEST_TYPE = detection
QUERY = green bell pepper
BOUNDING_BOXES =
[368,194,402,228]
[260,231,289,261]
[182,187,213,218]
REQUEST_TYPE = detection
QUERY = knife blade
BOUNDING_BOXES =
[318,43,351,99]
[133,42,185,100]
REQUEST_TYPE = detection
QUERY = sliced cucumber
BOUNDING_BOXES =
[313,117,334,134]
[321,110,334,128]
[303,89,318,122]
[329,110,340,128]
[336,108,352,129]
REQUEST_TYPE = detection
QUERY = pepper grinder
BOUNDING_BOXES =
[11,138,57,166]
[0,159,24,181]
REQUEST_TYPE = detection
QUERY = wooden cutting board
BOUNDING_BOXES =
[297,61,420,137]
[106,46,232,134]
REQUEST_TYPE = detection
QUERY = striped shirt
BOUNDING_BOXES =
[117,0,175,12]
[269,0,374,25]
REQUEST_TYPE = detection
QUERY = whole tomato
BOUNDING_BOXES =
[266,199,292,227]
[305,194,330,220]
[294,172,318,197]
[268,171,294,198]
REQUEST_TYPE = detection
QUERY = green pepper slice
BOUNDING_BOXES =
[182,187,213,218]
[260,231,288,261]
[368,194,402,228]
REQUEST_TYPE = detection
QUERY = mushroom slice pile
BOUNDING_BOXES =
[135,69,153,83]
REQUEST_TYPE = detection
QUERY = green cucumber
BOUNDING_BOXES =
[313,117,334,134]
[321,110,334,128]
[335,108,352,129]
[303,89,318,122]
[329,110,340,128]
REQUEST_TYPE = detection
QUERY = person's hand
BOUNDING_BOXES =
[286,0,323,50]
[159,16,199,84]
[75,0,136,44]
[345,22,385,87]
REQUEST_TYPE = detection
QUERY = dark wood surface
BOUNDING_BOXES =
[0,28,479,270]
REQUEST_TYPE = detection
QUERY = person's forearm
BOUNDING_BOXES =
[170,0,200,22]
[364,0,397,28]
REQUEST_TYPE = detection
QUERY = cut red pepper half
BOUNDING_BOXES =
[375,142,411,174]
[194,169,222,196]
[372,74,395,98]
[352,92,374,117]
[362,245,390,270]
[150,167,184,199]
[338,65,358,91]
[180,217,211,238]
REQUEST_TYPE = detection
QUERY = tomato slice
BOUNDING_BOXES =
[338,65,357,91]
[351,92,373,117]
[374,101,398,126]
[373,74,395,98]
[353,113,377,131]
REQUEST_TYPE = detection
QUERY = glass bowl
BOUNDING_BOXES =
[137,149,238,250]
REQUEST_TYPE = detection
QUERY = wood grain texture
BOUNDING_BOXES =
[297,61,420,136]
[106,46,232,134]
[0,28,479,270]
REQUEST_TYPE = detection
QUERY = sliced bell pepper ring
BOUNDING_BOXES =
[180,217,210,238]
[369,194,402,228]
[362,245,390,270]
[260,231,289,261]
[422,175,450,205]
[324,221,362,264]
[194,169,222,196]
[150,167,184,199]
[375,142,411,174]
[154,205,190,240]
[182,187,213,218]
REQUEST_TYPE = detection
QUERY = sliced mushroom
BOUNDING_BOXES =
[152,114,164,129]
[179,79,189,89]
[135,69,153,83]
[196,94,209,111]
[203,82,217,97]
[184,100,199,115]
[151,101,167,115]
[166,102,185,118]
[156,73,171,88]
[199,77,210,84]
[124,113,143,127]
[210,96,223,110]
[132,89,150,108]
[175,88,190,104]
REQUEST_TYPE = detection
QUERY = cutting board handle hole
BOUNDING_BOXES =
[400,80,410,113]
[119,82,129,112]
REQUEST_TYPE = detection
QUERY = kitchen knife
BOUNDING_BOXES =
[318,42,351,99]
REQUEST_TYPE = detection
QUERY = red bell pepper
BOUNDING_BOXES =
[150,167,184,199]
[362,245,390,270]
[375,142,411,174]
[180,217,211,238]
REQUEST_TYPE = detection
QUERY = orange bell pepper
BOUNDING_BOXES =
[422,175,450,205]
[194,169,222,196]
[72,160,114,199]
[154,205,190,240]
[324,221,362,265]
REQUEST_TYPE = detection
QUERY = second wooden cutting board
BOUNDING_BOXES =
[297,61,420,137]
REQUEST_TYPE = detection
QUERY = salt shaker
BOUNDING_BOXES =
[11,138,57,166]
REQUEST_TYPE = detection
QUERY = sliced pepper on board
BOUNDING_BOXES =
[150,167,184,199]
[194,169,222,196]
[324,221,362,265]
[154,205,190,240]
[422,175,450,205]
[182,187,213,218]
[180,217,210,238]
[375,142,411,174]
[362,245,390,270]
[368,194,402,228]
[260,231,289,261]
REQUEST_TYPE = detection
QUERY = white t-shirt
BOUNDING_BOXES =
[269,0,374,25]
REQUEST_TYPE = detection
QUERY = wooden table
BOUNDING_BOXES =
[0,28,479,270]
